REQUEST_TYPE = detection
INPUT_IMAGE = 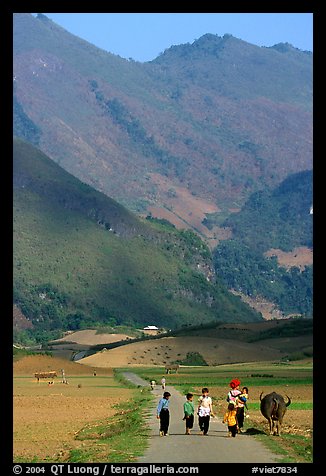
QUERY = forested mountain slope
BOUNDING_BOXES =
[213,170,313,317]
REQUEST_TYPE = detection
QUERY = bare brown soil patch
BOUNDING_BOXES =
[13,354,113,376]
[147,205,230,248]
[231,291,291,320]
[51,329,132,346]
[13,304,33,331]
[264,246,313,271]
[142,172,236,247]
[146,173,230,244]
[47,330,135,361]
[77,334,312,368]
[146,206,189,229]
[13,355,133,462]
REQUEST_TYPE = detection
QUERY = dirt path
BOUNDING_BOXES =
[122,372,281,464]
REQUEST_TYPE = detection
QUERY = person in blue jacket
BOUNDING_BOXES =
[157,391,171,436]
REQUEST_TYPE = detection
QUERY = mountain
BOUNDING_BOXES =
[222,169,313,252]
[212,170,313,317]
[13,14,312,244]
[13,137,262,341]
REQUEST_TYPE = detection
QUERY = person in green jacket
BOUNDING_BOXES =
[183,393,195,435]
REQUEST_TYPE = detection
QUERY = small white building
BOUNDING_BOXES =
[143,325,159,335]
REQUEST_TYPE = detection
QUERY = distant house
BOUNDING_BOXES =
[143,325,159,335]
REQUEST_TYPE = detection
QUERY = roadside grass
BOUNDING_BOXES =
[241,424,313,464]
[69,387,153,463]
[273,433,313,463]
[242,402,313,411]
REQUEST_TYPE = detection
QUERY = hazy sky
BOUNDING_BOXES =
[35,13,313,62]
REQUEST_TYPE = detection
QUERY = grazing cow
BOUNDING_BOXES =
[165,364,179,374]
[260,391,291,436]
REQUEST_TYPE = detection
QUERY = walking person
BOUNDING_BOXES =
[227,378,241,404]
[161,377,166,390]
[157,391,171,436]
[223,402,238,437]
[236,386,249,433]
[183,393,195,435]
[197,387,214,435]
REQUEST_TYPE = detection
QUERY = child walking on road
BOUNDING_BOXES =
[183,393,195,435]
[236,386,249,433]
[157,391,171,436]
[223,402,238,437]
[197,387,214,435]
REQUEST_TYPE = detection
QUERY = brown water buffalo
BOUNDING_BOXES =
[260,391,291,435]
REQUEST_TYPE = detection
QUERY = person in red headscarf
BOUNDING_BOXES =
[227,379,241,404]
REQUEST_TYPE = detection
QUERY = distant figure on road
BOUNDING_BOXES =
[197,387,214,435]
[61,368,68,385]
[161,377,166,389]
[183,393,195,435]
[236,386,249,433]
[150,380,156,390]
[223,402,238,437]
[157,391,171,436]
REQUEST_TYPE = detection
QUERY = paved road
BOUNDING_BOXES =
[122,372,281,464]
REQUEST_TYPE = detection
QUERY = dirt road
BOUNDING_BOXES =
[122,372,281,464]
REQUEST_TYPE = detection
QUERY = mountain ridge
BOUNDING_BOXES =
[13,14,312,240]
[150,32,312,109]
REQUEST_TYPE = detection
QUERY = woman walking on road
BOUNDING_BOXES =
[227,378,241,404]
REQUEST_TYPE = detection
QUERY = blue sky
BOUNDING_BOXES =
[36,13,313,62]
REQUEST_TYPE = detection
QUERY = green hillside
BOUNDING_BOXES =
[13,138,262,342]
[222,169,313,252]
[212,170,313,317]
